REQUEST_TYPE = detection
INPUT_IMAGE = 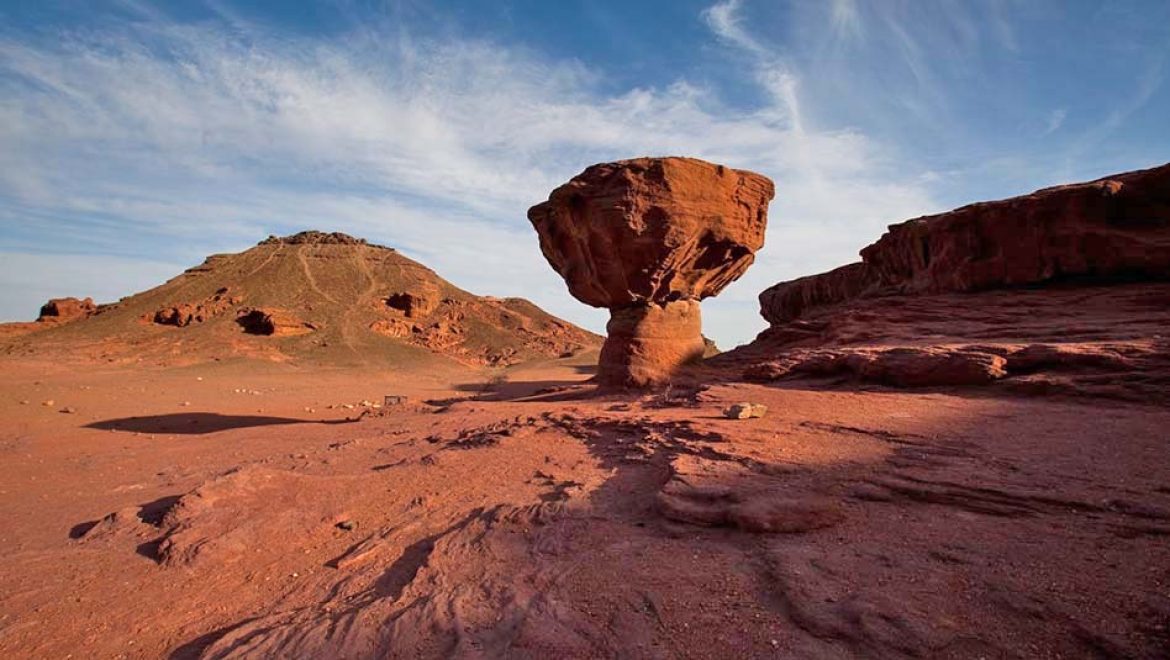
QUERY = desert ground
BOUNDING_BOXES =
[1,351,1168,658]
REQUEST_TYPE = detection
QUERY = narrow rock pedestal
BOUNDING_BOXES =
[598,300,705,388]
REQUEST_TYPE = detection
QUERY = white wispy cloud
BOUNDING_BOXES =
[0,2,939,346]
[1042,108,1067,136]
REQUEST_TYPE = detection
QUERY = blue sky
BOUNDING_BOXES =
[1,0,1168,347]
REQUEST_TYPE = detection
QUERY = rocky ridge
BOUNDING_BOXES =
[734,163,1170,403]
[761,163,1170,323]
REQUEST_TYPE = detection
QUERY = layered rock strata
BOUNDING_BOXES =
[761,163,1170,323]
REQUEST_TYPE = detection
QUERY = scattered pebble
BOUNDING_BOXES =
[42,400,54,407]
[336,520,356,531]
[342,404,355,410]
[19,400,28,405]
[180,401,191,407]
[60,407,76,414]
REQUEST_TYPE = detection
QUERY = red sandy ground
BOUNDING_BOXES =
[1,355,1168,658]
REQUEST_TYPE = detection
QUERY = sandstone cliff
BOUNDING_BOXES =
[761,163,1170,324]
[733,163,1170,403]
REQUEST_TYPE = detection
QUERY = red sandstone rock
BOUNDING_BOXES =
[597,299,706,387]
[529,157,774,387]
[37,297,97,323]
[743,347,1008,387]
[152,287,241,327]
[235,307,316,336]
[761,163,1170,324]
[384,291,437,319]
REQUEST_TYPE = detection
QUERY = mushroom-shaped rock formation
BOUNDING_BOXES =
[528,157,775,387]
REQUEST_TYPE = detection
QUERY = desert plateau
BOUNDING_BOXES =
[2,2,1169,659]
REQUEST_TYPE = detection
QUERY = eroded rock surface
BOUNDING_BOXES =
[761,163,1170,324]
[151,287,241,327]
[37,297,97,323]
[735,163,1170,402]
[235,307,316,336]
[529,157,774,387]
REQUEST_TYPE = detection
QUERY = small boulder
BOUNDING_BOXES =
[723,402,768,419]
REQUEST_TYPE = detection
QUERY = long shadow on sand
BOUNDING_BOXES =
[85,413,359,435]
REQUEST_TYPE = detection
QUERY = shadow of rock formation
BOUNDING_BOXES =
[85,413,358,435]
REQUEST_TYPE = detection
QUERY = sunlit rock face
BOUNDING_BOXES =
[759,162,1170,324]
[528,157,775,387]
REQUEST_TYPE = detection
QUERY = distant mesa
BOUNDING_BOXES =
[529,156,774,387]
[0,230,600,368]
[732,162,1170,403]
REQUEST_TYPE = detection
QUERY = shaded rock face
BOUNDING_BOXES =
[529,157,774,387]
[761,163,1170,324]
[37,297,97,323]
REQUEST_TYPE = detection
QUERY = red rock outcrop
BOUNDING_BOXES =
[744,346,1009,387]
[150,287,241,327]
[37,297,97,323]
[761,163,1170,323]
[258,230,379,247]
[235,307,316,336]
[730,162,1170,402]
[529,157,774,387]
[384,291,437,318]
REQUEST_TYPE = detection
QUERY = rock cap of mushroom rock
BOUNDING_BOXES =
[527,157,775,308]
